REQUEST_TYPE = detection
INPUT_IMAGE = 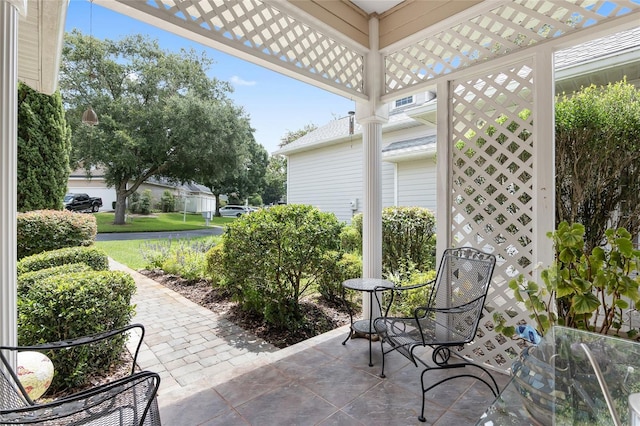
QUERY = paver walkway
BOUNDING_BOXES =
[109,260,279,405]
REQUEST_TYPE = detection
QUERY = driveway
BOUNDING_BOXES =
[96,227,224,241]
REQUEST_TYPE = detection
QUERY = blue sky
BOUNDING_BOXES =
[64,0,356,155]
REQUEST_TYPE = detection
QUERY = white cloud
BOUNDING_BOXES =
[230,75,257,87]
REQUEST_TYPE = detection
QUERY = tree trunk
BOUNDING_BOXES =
[214,193,221,216]
[113,183,128,225]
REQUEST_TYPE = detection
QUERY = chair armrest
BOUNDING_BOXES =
[376,280,435,318]
[413,295,484,319]
[0,324,146,406]
[0,371,160,425]
[0,323,145,371]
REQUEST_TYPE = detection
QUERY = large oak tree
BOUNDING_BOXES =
[60,30,249,224]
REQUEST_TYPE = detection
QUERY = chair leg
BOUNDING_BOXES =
[379,340,386,378]
[342,327,352,345]
[417,363,500,422]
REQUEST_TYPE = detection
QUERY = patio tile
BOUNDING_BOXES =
[234,381,338,425]
[296,357,382,407]
[213,364,292,407]
[341,380,444,426]
[159,387,230,426]
[317,409,366,426]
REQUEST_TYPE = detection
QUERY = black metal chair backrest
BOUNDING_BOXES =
[427,247,496,343]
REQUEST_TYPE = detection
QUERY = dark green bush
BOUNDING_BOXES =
[317,251,362,303]
[352,206,436,275]
[17,246,109,275]
[204,243,226,287]
[17,263,92,295]
[339,226,361,254]
[17,270,136,392]
[223,204,342,329]
[160,190,175,212]
[17,210,97,259]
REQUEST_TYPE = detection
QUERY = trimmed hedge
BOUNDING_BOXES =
[351,206,436,275]
[17,270,136,392]
[17,263,92,295]
[17,246,109,275]
[17,210,97,259]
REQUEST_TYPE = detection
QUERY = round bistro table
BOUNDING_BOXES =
[341,277,394,367]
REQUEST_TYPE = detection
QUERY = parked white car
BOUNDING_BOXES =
[219,205,250,217]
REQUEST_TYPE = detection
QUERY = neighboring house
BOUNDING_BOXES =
[67,168,216,213]
[275,27,640,224]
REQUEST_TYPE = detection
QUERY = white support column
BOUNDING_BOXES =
[435,80,452,261]
[0,0,24,348]
[356,16,388,319]
[532,48,556,273]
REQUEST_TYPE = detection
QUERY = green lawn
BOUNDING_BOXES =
[95,239,149,270]
[96,235,220,270]
[95,212,235,233]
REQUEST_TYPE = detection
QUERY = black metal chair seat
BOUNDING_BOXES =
[0,324,161,425]
[373,247,500,422]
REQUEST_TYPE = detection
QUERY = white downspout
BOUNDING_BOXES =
[356,15,388,319]
[0,0,25,349]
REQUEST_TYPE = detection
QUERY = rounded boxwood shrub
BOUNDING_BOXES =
[224,204,343,328]
[17,270,136,392]
[17,210,97,259]
[17,246,109,275]
[17,263,92,295]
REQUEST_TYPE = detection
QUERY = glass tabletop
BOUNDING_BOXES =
[341,278,394,292]
[477,326,640,426]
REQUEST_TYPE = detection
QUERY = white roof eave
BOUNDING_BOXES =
[17,0,68,95]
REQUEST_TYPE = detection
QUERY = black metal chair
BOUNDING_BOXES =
[0,323,161,425]
[373,247,499,422]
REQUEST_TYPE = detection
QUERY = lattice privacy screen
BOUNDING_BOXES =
[450,60,536,370]
[133,0,365,97]
[385,0,640,96]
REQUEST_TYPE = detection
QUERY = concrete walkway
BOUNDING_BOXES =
[109,260,279,405]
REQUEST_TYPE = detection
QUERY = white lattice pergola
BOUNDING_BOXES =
[2,0,640,371]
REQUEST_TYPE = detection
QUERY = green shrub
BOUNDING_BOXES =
[387,269,436,317]
[17,263,92,295]
[204,243,226,286]
[140,189,153,215]
[17,210,96,259]
[161,247,205,282]
[223,204,342,329]
[128,191,140,214]
[317,251,362,302]
[339,226,361,254]
[17,246,109,275]
[140,237,216,281]
[17,270,136,392]
[160,190,175,212]
[352,206,436,275]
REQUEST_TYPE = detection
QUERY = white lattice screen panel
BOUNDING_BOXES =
[385,0,640,95]
[450,60,536,371]
[123,0,365,97]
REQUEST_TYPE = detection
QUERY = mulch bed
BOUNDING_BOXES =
[138,269,351,348]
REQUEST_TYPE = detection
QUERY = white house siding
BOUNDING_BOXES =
[381,162,396,208]
[396,157,437,215]
[287,140,363,224]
